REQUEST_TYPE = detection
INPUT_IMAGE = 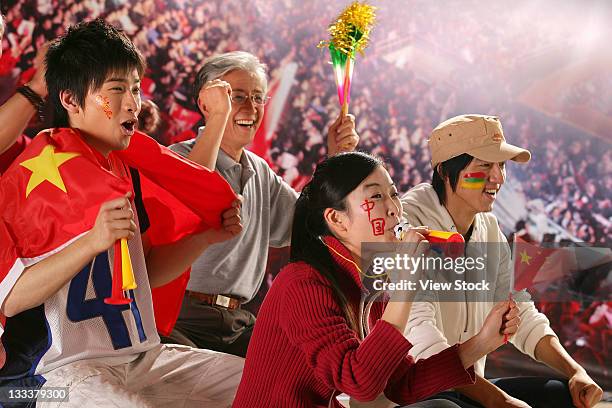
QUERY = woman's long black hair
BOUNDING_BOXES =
[290,152,382,333]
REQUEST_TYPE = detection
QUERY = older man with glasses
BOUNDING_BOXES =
[167,51,359,357]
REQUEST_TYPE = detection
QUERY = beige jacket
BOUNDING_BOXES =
[350,183,556,408]
[400,183,556,376]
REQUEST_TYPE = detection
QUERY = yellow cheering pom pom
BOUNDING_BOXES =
[120,238,137,290]
[318,1,376,57]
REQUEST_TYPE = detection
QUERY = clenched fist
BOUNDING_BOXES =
[201,197,243,246]
[327,113,359,155]
[84,194,137,255]
[198,79,232,117]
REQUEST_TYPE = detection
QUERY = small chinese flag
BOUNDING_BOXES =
[513,236,555,291]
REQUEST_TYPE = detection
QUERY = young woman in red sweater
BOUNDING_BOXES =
[233,152,519,408]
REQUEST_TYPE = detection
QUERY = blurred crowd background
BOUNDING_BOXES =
[1,0,610,390]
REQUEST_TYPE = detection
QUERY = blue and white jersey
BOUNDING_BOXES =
[0,169,159,379]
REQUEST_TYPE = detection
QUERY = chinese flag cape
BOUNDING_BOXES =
[0,128,236,343]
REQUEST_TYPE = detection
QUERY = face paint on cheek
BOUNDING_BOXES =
[371,218,385,236]
[360,199,375,222]
[95,95,113,120]
[460,172,486,190]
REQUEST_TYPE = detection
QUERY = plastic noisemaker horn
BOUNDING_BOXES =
[394,222,465,258]
[120,238,137,290]
[104,239,135,305]
[425,230,465,258]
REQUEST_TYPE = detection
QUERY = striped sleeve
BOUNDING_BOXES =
[279,276,412,402]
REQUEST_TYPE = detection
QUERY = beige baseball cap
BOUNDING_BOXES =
[429,114,531,166]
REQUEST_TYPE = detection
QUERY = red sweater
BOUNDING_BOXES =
[233,236,475,408]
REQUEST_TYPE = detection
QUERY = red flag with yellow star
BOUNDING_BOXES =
[512,236,556,291]
[0,128,236,347]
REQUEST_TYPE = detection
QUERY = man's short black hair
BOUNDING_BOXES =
[46,19,146,127]
[431,153,473,205]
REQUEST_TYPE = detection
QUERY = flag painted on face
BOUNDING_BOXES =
[460,172,486,190]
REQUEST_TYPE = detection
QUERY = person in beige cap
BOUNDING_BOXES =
[352,114,602,408]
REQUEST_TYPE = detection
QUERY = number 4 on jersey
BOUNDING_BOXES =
[67,251,146,349]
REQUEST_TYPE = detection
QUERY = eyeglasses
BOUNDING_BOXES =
[230,92,270,106]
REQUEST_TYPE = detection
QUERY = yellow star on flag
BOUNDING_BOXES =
[519,250,532,265]
[19,145,80,198]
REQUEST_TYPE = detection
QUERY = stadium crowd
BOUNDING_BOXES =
[1,0,609,388]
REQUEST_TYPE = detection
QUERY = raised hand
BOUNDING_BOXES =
[327,113,359,155]
[197,79,232,117]
[28,42,50,97]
